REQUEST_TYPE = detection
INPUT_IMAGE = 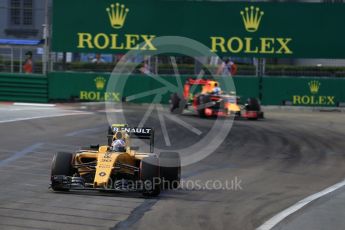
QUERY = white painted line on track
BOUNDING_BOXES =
[256,178,345,230]
[0,143,43,167]
[0,112,93,124]
[97,109,123,113]
[13,102,56,107]
[0,108,56,111]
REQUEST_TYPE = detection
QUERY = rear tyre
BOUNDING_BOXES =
[51,152,73,191]
[258,111,264,119]
[245,97,261,111]
[107,126,113,146]
[197,94,211,117]
[197,107,206,117]
[160,152,181,190]
[141,157,161,197]
[170,93,180,113]
[170,93,185,114]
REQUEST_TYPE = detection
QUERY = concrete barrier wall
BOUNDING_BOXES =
[48,72,345,106]
[262,77,345,106]
[1,72,343,106]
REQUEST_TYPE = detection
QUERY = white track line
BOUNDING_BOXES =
[0,143,43,167]
[0,112,92,124]
[256,178,345,230]
[13,103,56,107]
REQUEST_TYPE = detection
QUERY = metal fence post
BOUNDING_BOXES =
[19,48,23,73]
[255,58,265,101]
[11,48,13,73]
[42,0,49,75]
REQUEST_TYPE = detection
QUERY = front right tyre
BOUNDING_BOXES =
[159,152,181,189]
[140,156,161,197]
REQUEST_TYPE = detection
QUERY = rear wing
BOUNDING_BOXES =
[107,124,155,152]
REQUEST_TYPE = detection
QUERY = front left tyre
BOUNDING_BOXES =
[51,152,73,191]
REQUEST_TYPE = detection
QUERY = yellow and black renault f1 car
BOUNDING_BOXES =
[50,124,181,196]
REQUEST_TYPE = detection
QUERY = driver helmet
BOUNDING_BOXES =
[112,139,126,152]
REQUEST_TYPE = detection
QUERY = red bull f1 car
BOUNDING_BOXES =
[170,78,264,120]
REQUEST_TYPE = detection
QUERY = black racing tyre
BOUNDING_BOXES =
[197,94,211,117]
[107,126,113,146]
[258,111,264,119]
[170,93,185,114]
[179,98,187,112]
[140,156,161,197]
[51,152,73,191]
[200,94,211,104]
[198,109,205,117]
[245,97,261,111]
[51,152,73,176]
[159,152,181,190]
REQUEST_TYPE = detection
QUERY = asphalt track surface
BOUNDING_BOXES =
[0,103,344,230]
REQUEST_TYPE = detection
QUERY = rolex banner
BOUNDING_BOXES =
[52,0,345,58]
[48,72,345,106]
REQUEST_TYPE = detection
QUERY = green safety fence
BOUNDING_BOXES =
[0,73,49,103]
[262,77,345,106]
[48,72,345,107]
[1,72,344,106]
